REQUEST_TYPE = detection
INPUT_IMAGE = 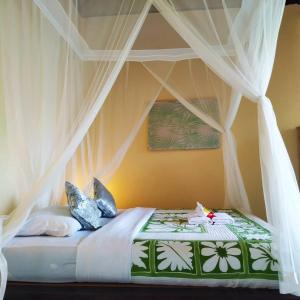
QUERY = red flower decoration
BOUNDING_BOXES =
[207,212,216,219]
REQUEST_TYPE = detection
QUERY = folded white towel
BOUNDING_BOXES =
[211,219,234,225]
[189,206,235,225]
[214,212,234,219]
[187,215,210,225]
[211,213,234,225]
[195,202,206,217]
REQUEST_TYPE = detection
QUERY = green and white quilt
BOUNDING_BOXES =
[131,209,278,281]
[141,210,207,233]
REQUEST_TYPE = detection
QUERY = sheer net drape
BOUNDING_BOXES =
[0,0,151,244]
[62,61,174,199]
[142,59,250,212]
[1,0,297,297]
[153,0,300,295]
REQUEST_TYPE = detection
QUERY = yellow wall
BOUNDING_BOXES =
[108,90,225,211]
[268,5,300,179]
[108,5,300,219]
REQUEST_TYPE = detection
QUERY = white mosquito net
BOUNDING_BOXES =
[1,0,300,297]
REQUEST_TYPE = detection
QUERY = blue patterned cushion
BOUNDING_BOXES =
[65,182,103,230]
[94,178,117,218]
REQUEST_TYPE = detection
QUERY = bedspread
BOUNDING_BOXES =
[76,207,278,288]
[132,209,278,286]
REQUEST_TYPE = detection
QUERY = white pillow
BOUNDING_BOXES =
[17,206,82,237]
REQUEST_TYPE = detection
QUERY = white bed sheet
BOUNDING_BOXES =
[3,231,89,282]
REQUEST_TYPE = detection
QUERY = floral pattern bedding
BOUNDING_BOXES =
[131,209,278,281]
[141,210,206,233]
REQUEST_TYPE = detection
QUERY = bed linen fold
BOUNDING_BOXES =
[76,207,155,282]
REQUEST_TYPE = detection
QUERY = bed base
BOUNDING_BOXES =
[5,281,299,300]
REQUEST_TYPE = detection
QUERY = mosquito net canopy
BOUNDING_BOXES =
[1,0,300,297]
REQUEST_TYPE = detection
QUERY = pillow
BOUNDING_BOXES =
[93,217,113,228]
[65,181,103,230]
[17,206,82,237]
[94,178,117,218]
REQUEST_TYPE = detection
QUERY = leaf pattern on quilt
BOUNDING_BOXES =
[142,211,206,233]
[146,221,178,232]
[132,209,278,281]
[223,209,272,241]
[156,241,193,271]
[249,243,278,272]
[132,241,149,269]
[151,213,190,221]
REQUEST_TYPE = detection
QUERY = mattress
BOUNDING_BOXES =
[3,209,279,289]
[3,231,89,282]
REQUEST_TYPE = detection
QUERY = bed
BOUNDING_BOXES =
[3,209,276,284]
[3,209,296,299]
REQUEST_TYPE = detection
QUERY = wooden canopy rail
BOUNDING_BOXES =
[5,282,299,300]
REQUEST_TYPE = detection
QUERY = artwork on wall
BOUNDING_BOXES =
[148,99,220,150]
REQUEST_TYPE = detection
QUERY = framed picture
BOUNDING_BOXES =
[148,99,220,150]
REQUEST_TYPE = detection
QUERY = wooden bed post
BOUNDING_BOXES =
[297,127,300,181]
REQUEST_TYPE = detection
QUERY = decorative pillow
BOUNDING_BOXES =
[94,178,117,218]
[65,182,103,230]
[17,206,82,237]
[95,217,114,228]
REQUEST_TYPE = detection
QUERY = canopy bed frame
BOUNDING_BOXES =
[1,0,300,299]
